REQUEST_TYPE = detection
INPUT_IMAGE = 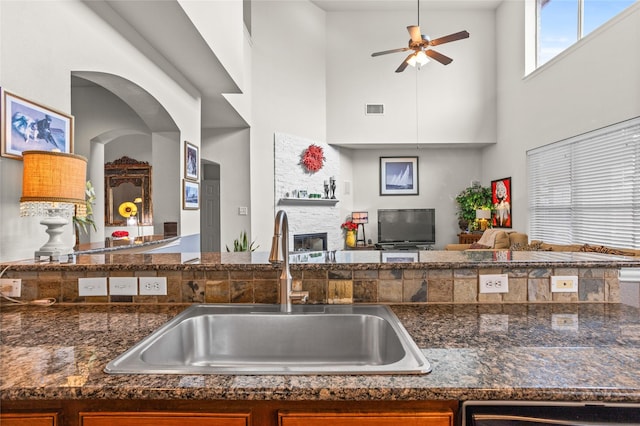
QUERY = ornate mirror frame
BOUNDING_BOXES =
[105,156,153,226]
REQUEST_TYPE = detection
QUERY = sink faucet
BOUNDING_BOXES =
[269,210,309,312]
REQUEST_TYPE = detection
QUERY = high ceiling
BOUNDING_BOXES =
[310,0,503,12]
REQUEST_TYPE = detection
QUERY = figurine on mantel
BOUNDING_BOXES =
[330,176,336,199]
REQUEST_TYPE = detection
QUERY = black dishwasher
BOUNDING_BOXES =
[461,401,640,425]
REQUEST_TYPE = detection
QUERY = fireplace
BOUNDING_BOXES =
[293,232,328,252]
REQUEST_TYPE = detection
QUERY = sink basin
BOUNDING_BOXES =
[105,304,430,375]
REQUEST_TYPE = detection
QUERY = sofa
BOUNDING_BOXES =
[445,229,640,257]
[445,229,529,251]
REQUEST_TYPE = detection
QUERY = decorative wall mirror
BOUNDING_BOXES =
[105,156,153,226]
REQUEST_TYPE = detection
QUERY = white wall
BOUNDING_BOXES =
[326,9,496,145]
[0,0,201,261]
[488,1,640,233]
[351,147,483,249]
[179,0,245,91]
[201,128,251,250]
[250,1,327,250]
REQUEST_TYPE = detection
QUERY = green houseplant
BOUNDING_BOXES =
[455,183,492,231]
[72,181,97,248]
[226,230,259,252]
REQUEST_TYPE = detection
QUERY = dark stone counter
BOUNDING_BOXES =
[3,250,640,272]
[1,303,639,403]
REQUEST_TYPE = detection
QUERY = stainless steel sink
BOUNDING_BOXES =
[105,304,430,375]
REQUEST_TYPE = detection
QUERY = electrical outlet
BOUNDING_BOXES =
[78,277,108,296]
[551,275,578,292]
[479,274,509,293]
[109,277,138,295]
[0,278,22,297]
[238,206,248,215]
[139,277,167,295]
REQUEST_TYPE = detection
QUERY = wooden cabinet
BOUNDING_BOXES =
[79,412,251,426]
[458,233,483,244]
[279,410,453,426]
[2,400,457,426]
[1,412,58,426]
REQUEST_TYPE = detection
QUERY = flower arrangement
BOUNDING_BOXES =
[300,144,325,173]
[341,221,357,232]
[111,230,129,238]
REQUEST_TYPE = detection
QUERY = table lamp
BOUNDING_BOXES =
[352,211,369,246]
[20,150,87,262]
[475,209,491,231]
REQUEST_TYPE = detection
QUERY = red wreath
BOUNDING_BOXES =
[301,144,325,173]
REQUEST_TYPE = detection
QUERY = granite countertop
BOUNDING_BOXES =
[1,303,640,402]
[3,250,640,272]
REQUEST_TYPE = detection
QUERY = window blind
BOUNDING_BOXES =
[527,117,640,249]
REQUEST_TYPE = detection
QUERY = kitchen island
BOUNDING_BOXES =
[2,251,640,425]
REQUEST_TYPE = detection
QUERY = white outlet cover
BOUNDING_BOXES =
[109,277,138,295]
[479,274,509,293]
[78,277,108,296]
[139,277,167,295]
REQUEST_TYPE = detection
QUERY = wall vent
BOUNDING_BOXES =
[365,104,384,115]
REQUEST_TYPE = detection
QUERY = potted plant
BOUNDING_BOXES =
[72,181,97,248]
[226,231,259,252]
[455,183,492,232]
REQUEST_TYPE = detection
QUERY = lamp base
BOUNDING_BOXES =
[35,213,73,263]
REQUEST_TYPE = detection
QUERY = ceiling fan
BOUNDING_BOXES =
[371,1,470,73]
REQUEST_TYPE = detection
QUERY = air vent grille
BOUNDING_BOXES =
[365,104,384,115]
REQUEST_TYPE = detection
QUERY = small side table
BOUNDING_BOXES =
[458,233,483,244]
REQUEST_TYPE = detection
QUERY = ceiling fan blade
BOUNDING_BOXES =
[407,25,422,44]
[395,53,415,73]
[371,47,410,57]
[429,30,470,46]
[426,49,453,65]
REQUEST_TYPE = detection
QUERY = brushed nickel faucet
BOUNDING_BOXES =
[269,210,308,312]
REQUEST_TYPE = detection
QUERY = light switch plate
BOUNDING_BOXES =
[551,275,578,292]
[109,277,138,295]
[78,277,108,296]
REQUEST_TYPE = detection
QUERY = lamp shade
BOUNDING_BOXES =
[352,211,368,224]
[475,209,491,220]
[20,150,87,207]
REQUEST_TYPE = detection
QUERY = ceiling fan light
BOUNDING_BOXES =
[416,50,429,65]
[407,54,418,67]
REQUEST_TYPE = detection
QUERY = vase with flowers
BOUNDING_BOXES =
[341,220,358,248]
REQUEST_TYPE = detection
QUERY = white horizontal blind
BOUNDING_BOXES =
[527,117,640,248]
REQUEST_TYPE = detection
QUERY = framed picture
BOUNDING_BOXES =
[1,91,74,160]
[491,176,512,228]
[184,141,199,181]
[379,156,418,195]
[183,179,200,210]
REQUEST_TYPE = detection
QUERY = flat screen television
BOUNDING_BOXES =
[377,208,436,246]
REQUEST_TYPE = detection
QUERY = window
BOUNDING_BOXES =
[527,117,640,249]
[537,0,636,66]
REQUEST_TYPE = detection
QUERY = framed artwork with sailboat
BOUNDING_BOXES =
[379,156,419,195]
